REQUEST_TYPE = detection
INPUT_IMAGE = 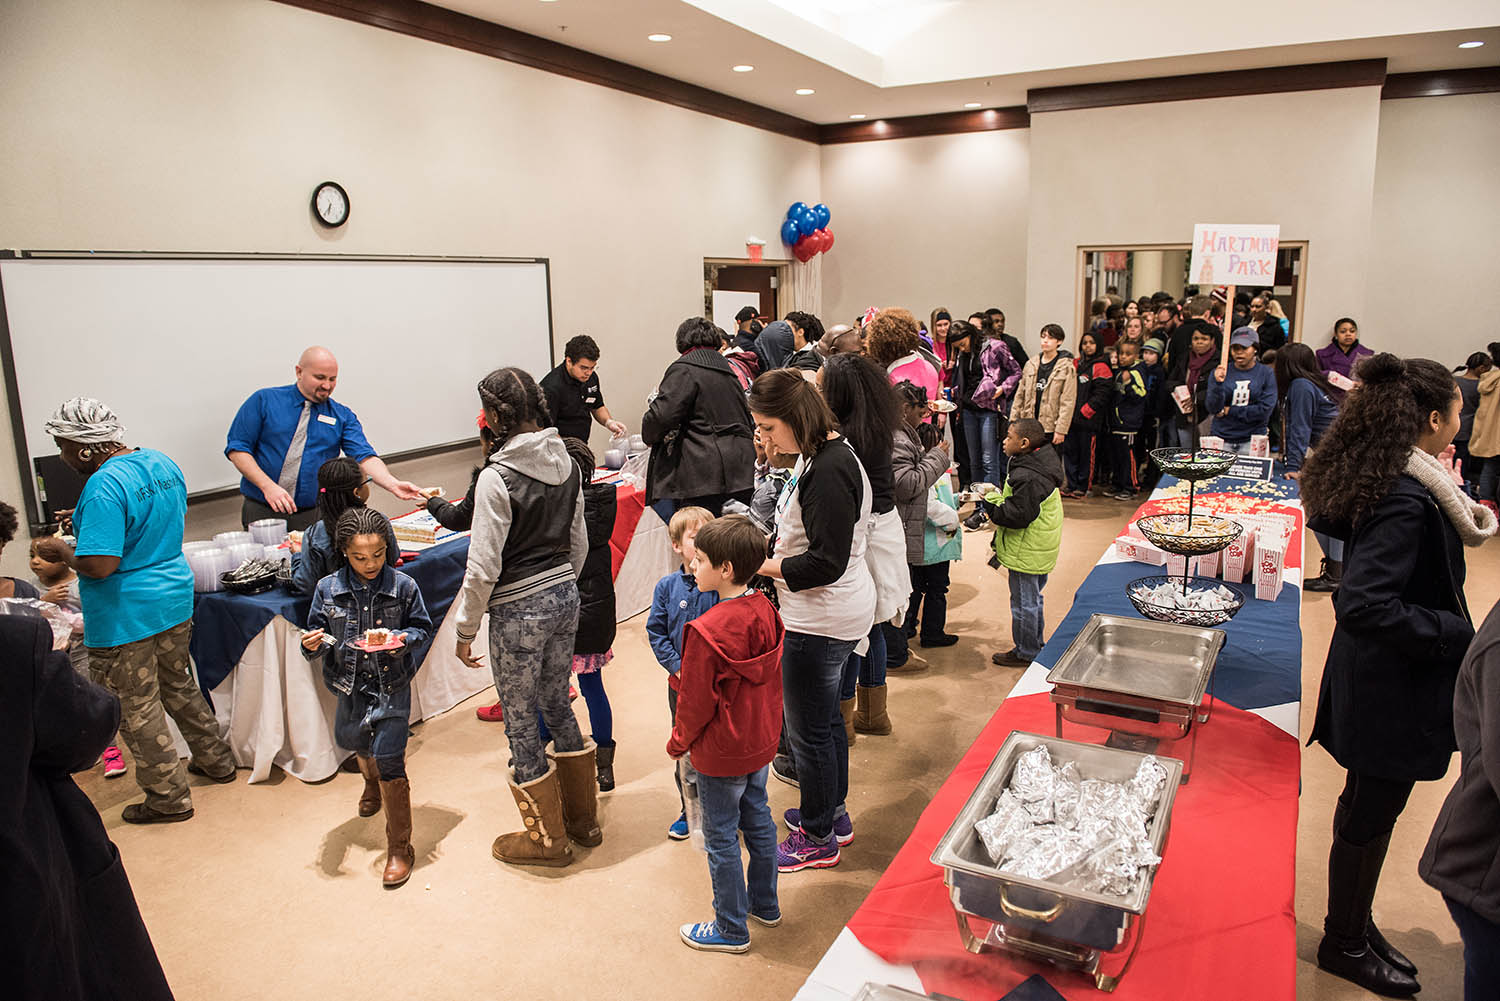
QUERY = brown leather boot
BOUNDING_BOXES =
[379,778,415,889]
[853,684,892,735]
[548,740,603,847]
[355,755,382,818]
[492,762,573,868]
[840,697,857,745]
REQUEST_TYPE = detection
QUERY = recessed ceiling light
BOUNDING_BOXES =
[964,102,982,108]
[795,88,815,96]
[733,64,754,72]
[849,113,866,120]
[647,33,672,42]
[1458,40,1484,48]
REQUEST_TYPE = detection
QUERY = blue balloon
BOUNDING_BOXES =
[787,201,808,221]
[813,203,831,228]
[780,218,801,246]
[796,207,819,237]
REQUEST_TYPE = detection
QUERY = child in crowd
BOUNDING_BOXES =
[899,418,962,654]
[750,429,796,531]
[31,534,125,778]
[301,507,433,889]
[1009,324,1077,458]
[0,501,40,599]
[888,381,956,679]
[1107,340,1149,500]
[646,506,719,840]
[982,419,1065,668]
[1062,331,1115,498]
[667,514,785,954]
[291,457,399,596]
[1138,337,1167,462]
[536,438,619,791]
[1207,328,1278,454]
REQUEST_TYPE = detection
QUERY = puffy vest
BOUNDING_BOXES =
[990,480,1063,576]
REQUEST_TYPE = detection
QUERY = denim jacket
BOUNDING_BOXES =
[302,564,433,697]
[646,568,719,683]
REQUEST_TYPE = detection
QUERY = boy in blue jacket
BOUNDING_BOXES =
[646,506,718,840]
[1207,328,1278,453]
[1107,340,1150,499]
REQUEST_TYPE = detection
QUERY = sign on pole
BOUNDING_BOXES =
[1189,224,1280,286]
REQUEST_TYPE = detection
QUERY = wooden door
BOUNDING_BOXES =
[713,265,778,319]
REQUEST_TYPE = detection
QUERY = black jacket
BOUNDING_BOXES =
[1310,475,1474,781]
[1253,318,1286,353]
[427,466,481,531]
[641,348,755,503]
[1070,356,1115,431]
[983,444,1065,529]
[575,480,618,655]
[1166,318,1219,374]
[1,617,175,1001]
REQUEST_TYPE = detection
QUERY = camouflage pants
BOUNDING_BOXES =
[88,620,235,814]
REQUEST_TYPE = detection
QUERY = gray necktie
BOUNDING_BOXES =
[277,400,313,495]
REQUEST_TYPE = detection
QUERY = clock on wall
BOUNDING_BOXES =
[311,181,350,228]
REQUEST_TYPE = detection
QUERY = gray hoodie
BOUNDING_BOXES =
[454,428,588,642]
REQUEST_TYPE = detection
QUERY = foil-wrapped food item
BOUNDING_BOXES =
[974,748,1168,897]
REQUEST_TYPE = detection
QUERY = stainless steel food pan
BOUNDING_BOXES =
[1046,614,1225,710]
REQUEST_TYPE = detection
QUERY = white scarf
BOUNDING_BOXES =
[1406,448,1498,547]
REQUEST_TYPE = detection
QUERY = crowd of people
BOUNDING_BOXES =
[9,287,1500,997]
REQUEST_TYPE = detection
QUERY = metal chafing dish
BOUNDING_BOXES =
[931,732,1182,991]
[1045,614,1225,780]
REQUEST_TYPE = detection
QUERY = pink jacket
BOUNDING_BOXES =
[887,352,941,405]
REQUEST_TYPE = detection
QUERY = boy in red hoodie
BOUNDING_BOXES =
[667,514,785,954]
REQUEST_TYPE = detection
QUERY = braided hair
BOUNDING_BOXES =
[334,506,392,556]
[477,367,551,442]
[316,457,366,542]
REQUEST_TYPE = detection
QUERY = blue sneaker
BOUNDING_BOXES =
[667,813,690,841]
[783,808,854,846]
[679,920,749,953]
[777,828,840,872]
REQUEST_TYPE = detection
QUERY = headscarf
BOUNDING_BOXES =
[42,397,126,445]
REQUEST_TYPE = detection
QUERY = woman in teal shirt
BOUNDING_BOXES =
[45,397,236,824]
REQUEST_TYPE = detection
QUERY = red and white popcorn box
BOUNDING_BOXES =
[1327,371,1356,391]
[1115,535,1168,565]
[1191,550,1220,577]
[1200,435,1227,452]
[1253,528,1290,600]
[1221,526,1255,582]
[1249,435,1270,458]
[1166,552,1188,577]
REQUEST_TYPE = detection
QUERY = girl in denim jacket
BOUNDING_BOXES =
[302,506,432,889]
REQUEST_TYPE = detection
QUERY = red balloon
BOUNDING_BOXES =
[794,236,816,263]
[821,227,835,253]
[811,229,829,253]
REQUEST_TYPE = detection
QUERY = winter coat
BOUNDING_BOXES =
[1252,318,1286,353]
[1166,318,1219,373]
[753,320,795,373]
[574,480,618,655]
[641,347,755,504]
[972,338,1022,414]
[1468,369,1500,460]
[1420,597,1500,923]
[1009,354,1078,436]
[1309,475,1474,781]
[426,465,482,530]
[982,444,1065,575]
[666,592,785,777]
[1070,356,1116,431]
[646,568,719,688]
[1457,374,1481,444]
[1206,362,1277,443]
[1110,362,1149,434]
[1316,340,1374,403]
[1283,378,1338,473]
[1,616,176,1001]
[891,423,951,564]
[887,353,941,415]
[1165,348,1217,422]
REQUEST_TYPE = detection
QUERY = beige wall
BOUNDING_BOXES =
[1368,93,1500,369]
[819,129,1030,334]
[0,0,818,577]
[1025,86,1383,355]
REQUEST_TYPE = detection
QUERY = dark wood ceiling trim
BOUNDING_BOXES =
[1382,66,1500,99]
[817,105,1030,145]
[1027,58,1388,115]
[270,0,821,142]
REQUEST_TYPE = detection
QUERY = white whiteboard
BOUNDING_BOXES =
[0,255,553,508]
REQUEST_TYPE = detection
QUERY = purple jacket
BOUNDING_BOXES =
[973,338,1021,412]
[1316,340,1373,402]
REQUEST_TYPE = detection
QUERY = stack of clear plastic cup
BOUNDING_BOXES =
[249,518,288,546]
[214,531,253,549]
[227,542,264,568]
[187,547,231,592]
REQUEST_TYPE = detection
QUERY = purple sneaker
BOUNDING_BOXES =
[782,808,853,846]
[777,828,840,872]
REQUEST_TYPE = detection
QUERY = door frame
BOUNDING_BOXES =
[703,258,791,320]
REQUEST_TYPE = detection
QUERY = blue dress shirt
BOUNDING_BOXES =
[225,384,377,509]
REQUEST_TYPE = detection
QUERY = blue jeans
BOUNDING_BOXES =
[1479,455,1500,504]
[697,766,779,942]
[962,408,1000,485]
[1008,570,1047,661]
[782,631,858,842]
[1446,894,1500,1001]
[842,623,888,694]
[1312,530,1345,564]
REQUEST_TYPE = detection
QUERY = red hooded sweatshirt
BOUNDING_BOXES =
[666,591,785,777]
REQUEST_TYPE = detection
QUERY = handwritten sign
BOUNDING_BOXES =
[1189,224,1280,285]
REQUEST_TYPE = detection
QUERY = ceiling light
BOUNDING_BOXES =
[647,33,672,42]
[848,113,866,120]
[964,102,982,108]
[795,88,815,96]
[733,64,754,72]
[1458,40,1484,48]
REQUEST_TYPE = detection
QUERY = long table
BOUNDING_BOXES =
[797,472,1306,1001]
[185,479,676,783]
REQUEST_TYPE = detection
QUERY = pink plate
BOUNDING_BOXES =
[350,636,406,652]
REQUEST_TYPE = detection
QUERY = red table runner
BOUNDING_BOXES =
[608,481,646,579]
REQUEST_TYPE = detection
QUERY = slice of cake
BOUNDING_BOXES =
[390,509,457,548]
[364,628,392,647]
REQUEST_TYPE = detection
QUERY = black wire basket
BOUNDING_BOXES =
[1149,448,1237,481]
[221,569,279,595]
[1135,514,1243,555]
[1127,575,1246,627]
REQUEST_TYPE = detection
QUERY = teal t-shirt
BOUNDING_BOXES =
[74,448,194,648]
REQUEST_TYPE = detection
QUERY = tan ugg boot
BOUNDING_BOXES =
[492,762,573,868]
[853,684,892,735]
[840,697,857,745]
[548,740,603,847]
[379,778,415,888]
[355,755,382,817]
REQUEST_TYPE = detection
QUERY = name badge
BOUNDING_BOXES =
[317,414,338,425]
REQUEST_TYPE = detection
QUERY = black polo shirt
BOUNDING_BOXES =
[541,362,604,441]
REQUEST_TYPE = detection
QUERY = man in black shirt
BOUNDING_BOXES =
[539,335,627,444]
